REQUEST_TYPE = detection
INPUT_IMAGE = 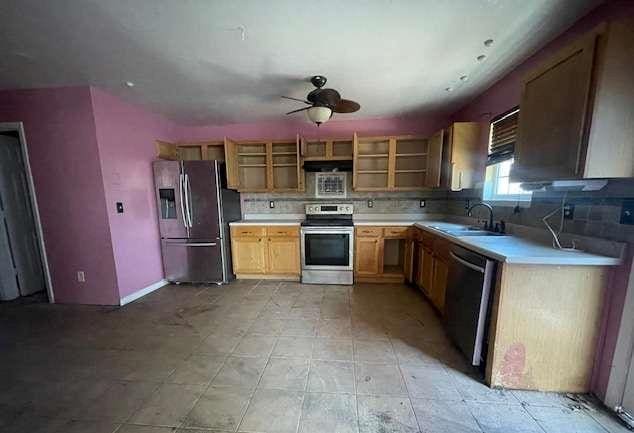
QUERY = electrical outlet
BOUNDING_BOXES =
[269,201,275,209]
[621,199,634,225]
[563,204,575,220]
[77,271,85,283]
[367,199,374,208]
[116,202,124,213]
[419,200,426,208]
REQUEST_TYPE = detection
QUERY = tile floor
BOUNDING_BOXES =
[0,280,629,433]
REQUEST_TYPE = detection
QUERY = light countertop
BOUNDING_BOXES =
[229,217,622,266]
[230,220,302,226]
[411,221,622,266]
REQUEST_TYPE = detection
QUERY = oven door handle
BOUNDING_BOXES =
[450,252,485,274]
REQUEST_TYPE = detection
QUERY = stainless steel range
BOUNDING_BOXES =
[300,203,354,285]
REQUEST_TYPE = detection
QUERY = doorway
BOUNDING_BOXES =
[0,122,52,302]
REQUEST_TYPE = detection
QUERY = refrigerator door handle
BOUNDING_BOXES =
[179,173,188,228]
[185,173,193,228]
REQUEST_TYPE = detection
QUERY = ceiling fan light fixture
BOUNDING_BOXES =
[307,106,332,125]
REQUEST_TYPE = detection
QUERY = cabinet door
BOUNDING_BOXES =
[425,130,443,188]
[223,137,239,189]
[355,237,382,276]
[403,239,414,283]
[512,31,598,182]
[267,237,300,275]
[419,248,434,295]
[232,237,266,274]
[447,123,484,191]
[431,258,449,313]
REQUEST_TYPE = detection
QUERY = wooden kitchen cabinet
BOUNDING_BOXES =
[301,137,353,161]
[355,236,382,277]
[439,122,485,191]
[224,137,302,192]
[267,237,300,274]
[231,225,300,280]
[355,226,411,283]
[155,141,225,162]
[353,134,439,191]
[430,258,448,312]
[232,236,267,274]
[411,228,450,314]
[513,18,634,181]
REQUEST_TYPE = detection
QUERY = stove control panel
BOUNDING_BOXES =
[305,203,353,215]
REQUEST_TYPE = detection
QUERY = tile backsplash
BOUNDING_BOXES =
[241,174,634,245]
[241,172,446,215]
[444,179,634,244]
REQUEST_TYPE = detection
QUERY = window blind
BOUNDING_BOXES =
[488,108,519,165]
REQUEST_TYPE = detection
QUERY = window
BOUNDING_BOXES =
[483,108,532,204]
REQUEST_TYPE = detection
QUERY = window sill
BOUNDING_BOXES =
[483,198,532,208]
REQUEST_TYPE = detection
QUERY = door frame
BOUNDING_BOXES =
[0,122,54,303]
[603,259,634,416]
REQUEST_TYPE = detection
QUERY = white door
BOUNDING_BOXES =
[0,134,45,299]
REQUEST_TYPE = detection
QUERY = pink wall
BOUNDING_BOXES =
[90,88,177,299]
[0,87,119,305]
[449,1,634,401]
[174,114,449,143]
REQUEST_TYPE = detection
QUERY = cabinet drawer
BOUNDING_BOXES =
[356,227,382,237]
[433,238,451,261]
[383,227,409,238]
[267,226,299,237]
[231,226,266,237]
[420,231,436,249]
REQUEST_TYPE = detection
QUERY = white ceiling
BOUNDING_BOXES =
[0,0,601,125]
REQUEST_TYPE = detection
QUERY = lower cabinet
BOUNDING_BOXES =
[232,236,267,274]
[231,225,300,279]
[267,237,300,274]
[412,229,449,314]
[354,227,411,283]
[355,236,382,276]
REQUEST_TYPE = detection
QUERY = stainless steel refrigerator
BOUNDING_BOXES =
[153,160,241,284]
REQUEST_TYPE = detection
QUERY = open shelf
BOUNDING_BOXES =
[358,170,388,174]
[272,151,297,156]
[273,163,297,167]
[395,169,427,173]
[238,152,266,156]
[239,164,266,168]
[358,154,389,158]
[396,152,428,157]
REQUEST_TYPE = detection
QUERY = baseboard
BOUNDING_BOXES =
[236,274,300,281]
[119,279,169,306]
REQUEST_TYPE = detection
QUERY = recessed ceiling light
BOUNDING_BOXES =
[445,87,453,92]
[477,54,486,61]
[124,81,135,88]
[484,39,494,47]
[460,75,468,81]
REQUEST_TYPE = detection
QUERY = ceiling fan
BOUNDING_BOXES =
[282,75,360,125]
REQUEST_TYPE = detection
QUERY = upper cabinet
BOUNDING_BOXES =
[224,137,302,192]
[513,19,634,182]
[440,122,485,191]
[155,141,225,162]
[352,134,442,191]
[301,138,353,161]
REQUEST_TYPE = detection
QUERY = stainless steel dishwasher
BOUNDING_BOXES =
[444,245,497,367]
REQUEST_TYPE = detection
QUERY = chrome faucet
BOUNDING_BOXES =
[467,202,494,231]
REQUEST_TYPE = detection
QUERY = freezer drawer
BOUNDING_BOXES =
[161,239,223,283]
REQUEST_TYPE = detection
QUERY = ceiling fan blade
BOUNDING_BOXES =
[333,99,361,113]
[307,88,341,107]
[285,106,311,115]
[281,95,311,104]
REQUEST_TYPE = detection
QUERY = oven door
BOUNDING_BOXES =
[301,227,353,271]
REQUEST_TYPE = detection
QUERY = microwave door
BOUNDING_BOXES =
[183,161,221,240]
[153,160,188,239]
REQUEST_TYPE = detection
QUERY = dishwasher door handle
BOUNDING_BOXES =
[450,252,485,273]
